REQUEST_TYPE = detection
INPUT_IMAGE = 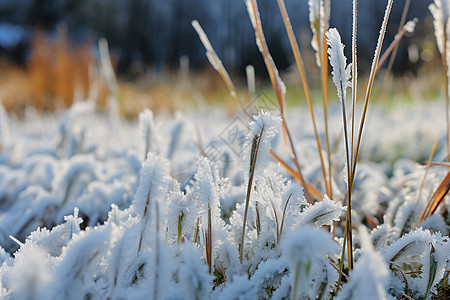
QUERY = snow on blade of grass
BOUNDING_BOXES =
[326,28,351,104]
[429,0,450,55]
[298,195,345,228]
[336,227,389,300]
[139,109,160,160]
[282,225,338,300]
[179,242,213,300]
[242,111,281,183]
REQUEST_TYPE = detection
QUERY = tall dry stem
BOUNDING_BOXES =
[276,0,331,198]
[247,0,314,203]
[350,0,394,186]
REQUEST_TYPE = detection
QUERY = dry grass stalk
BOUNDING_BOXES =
[350,0,394,186]
[247,0,314,203]
[445,35,450,163]
[381,0,412,88]
[194,217,200,244]
[191,21,246,111]
[417,137,438,203]
[276,0,331,198]
[327,257,349,281]
[270,150,322,200]
[418,169,450,225]
[321,0,333,199]
[419,161,450,167]
[194,11,315,204]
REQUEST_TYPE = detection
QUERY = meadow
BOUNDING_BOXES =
[0,0,449,299]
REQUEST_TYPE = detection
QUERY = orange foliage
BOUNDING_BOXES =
[28,25,93,109]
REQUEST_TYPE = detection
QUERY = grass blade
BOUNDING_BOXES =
[240,125,264,263]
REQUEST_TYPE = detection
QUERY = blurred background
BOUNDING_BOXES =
[0,0,441,115]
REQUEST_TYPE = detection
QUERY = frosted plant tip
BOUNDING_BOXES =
[326,28,351,103]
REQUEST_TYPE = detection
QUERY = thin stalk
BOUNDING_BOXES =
[248,0,314,203]
[419,161,450,167]
[276,0,330,198]
[193,218,200,244]
[444,29,450,162]
[336,218,348,292]
[350,0,358,192]
[350,0,394,188]
[321,0,333,199]
[271,201,280,244]
[255,201,261,237]
[271,150,323,199]
[138,188,152,254]
[284,118,315,204]
[376,21,416,76]
[206,204,212,273]
[153,201,160,300]
[363,18,418,100]
[418,169,450,225]
[417,137,438,203]
[381,0,411,92]
[328,257,349,281]
[292,262,301,300]
[240,126,264,263]
[336,71,353,291]
[279,194,292,243]
[192,20,247,113]
[341,97,353,272]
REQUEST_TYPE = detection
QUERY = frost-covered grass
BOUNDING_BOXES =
[1,0,450,299]
[0,98,448,299]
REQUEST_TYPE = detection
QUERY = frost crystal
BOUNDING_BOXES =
[242,111,281,183]
[327,28,352,103]
[429,0,450,55]
[282,226,337,299]
[336,227,389,300]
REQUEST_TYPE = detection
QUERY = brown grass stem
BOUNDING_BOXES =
[341,94,353,271]
[276,0,330,198]
[278,194,292,243]
[271,150,323,200]
[380,0,411,92]
[248,0,315,203]
[417,137,438,203]
[328,257,349,281]
[321,0,332,199]
[444,29,450,162]
[192,20,247,113]
[418,169,450,225]
[419,161,450,167]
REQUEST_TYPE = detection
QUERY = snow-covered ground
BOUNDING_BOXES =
[0,98,448,299]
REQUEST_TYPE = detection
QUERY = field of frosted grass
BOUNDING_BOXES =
[0,97,448,299]
[0,0,450,298]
